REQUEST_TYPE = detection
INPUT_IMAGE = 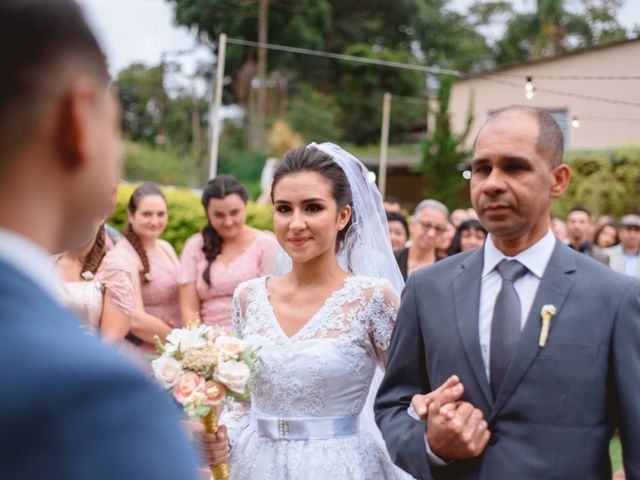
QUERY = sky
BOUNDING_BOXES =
[80,0,640,80]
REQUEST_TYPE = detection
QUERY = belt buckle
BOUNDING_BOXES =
[277,419,289,440]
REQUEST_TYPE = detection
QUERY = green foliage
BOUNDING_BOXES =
[472,0,628,64]
[123,142,197,187]
[116,63,165,143]
[336,44,426,145]
[109,183,274,254]
[553,145,640,219]
[285,83,341,143]
[420,75,473,209]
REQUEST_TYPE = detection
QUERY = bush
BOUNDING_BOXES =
[109,183,274,255]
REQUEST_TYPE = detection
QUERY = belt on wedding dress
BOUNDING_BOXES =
[250,409,360,440]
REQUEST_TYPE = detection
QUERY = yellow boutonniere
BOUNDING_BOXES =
[539,304,556,347]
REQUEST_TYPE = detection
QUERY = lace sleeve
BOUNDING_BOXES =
[222,284,252,446]
[231,284,249,337]
[365,279,400,365]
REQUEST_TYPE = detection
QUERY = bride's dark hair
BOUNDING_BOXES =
[271,145,353,251]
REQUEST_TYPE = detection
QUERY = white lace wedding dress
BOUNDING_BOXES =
[222,274,407,479]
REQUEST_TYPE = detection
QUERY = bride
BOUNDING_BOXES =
[201,143,408,479]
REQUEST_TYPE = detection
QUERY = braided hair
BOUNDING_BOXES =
[81,224,107,276]
[124,182,166,283]
[201,175,249,286]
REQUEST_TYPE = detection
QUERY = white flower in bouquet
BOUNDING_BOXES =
[214,335,246,359]
[214,359,251,394]
[166,324,212,351]
[151,355,183,388]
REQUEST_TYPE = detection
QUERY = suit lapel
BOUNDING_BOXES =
[453,248,493,410]
[489,242,576,420]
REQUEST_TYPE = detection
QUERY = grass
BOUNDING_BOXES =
[610,435,622,473]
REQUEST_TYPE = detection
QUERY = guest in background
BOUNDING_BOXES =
[383,196,402,213]
[447,219,487,256]
[566,206,609,265]
[551,216,569,242]
[594,222,619,249]
[436,221,455,259]
[395,199,448,280]
[597,214,617,229]
[386,211,409,252]
[105,181,122,249]
[55,216,133,341]
[450,208,469,227]
[179,176,277,330]
[110,183,181,353]
[606,214,640,278]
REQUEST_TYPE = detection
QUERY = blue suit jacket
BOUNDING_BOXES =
[375,241,640,480]
[0,260,199,479]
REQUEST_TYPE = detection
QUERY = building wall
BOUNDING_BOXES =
[449,39,640,150]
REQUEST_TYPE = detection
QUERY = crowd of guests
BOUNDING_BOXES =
[385,194,640,281]
[58,181,640,359]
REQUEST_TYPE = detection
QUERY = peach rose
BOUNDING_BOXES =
[215,336,246,358]
[173,372,205,405]
[203,381,226,407]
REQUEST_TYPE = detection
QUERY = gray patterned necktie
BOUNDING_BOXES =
[490,259,528,397]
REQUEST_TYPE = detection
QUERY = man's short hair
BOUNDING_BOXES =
[569,206,592,219]
[0,0,109,167]
[477,106,564,167]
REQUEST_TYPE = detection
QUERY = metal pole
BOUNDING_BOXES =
[378,92,392,196]
[209,33,227,179]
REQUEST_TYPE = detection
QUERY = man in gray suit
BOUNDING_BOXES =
[375,106,640,479]
[606,214,640,278]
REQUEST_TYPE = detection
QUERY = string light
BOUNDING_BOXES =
[572,116,580,128]
[525,76,534,99]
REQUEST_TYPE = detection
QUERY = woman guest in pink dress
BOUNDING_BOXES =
[55,217,134,341]
[179,175,278,330]
[110,183,182,354]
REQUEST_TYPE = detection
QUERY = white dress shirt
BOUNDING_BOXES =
[479,230,556,381]
[0,228,62,303]
[623,251,639,277]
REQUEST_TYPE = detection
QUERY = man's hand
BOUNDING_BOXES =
[411,375,462,419]
[426,392,490,460]
[412,376,491,461]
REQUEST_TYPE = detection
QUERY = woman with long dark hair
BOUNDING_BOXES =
[179,175,277,329]
[200,144,408,479]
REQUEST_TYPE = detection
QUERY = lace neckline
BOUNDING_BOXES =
[262,275,354,340]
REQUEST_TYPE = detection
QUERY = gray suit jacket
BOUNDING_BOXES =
[375,240,640,480]
[605,244,640,278]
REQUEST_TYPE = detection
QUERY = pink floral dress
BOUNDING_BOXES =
[113,238,182,353]
[178,231,278,330]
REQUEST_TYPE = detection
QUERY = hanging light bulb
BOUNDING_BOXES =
[572,116,580,128]
[525,76,534,99]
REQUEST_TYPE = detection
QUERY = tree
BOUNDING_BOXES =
[165,0,492,145]
[471,0,628,64]
[116,63,166,143]
[420,75,473,209]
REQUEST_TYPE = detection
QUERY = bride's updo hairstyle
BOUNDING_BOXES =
[271,145,353,252]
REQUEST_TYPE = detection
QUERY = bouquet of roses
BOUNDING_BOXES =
[151,318,259,479]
